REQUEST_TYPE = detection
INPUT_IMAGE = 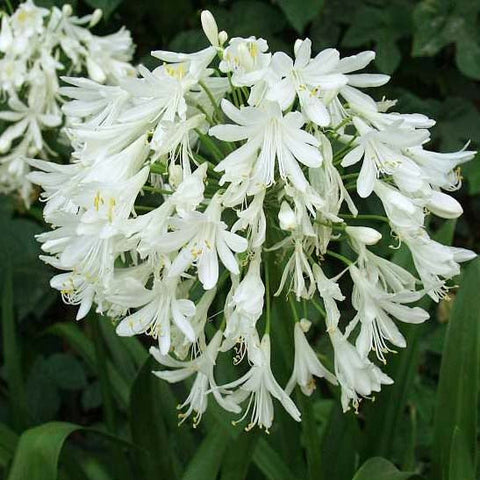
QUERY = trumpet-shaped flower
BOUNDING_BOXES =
[211,99,322,192]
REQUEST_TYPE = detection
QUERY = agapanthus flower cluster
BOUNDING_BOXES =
[30,10,476,431]
[0,0,135,204]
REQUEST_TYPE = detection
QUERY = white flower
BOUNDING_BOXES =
[286,321,337,395]
[150,331,240,426]
[219,333,301,431]
[402,230,476,301]
[347,265,429,362]
[342,117,430,198]
[223,251,265,347]
[11,0,48,38]
[116,275,196,355]
[157,196,248,290]
[219,37,271,87]
[268,40,347,126]
[313,264,345,330]
[231,190,266,248]
[210,99,322,192]
[275,239,316,300]
[329,329,393,412]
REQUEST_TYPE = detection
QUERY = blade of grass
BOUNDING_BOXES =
[129,356,179,480]
[7,422,139,480]
[431,257,480,479]
[220,432,259,480]
[182,424,229,480]
[2,264,28,430]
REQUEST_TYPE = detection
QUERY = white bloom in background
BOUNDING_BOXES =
[150,331,240,426]
[220,334,301,431]
[0,0,136,204]
[211,99,322,192]
[286,321,337,395]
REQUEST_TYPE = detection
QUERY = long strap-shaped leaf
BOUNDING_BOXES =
[6,421,140,480]
[353,457,422,480]
[2,264,28,430]
[431,257,480,480]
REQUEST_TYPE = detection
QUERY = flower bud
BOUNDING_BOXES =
[62,4,73,16]
[168,164,183,189]
[218,30,228,46]
[89,9,103,28]
[426,191,463,219]
[201,10,219,47]
[345,226,382,245]
[278,201,297,231]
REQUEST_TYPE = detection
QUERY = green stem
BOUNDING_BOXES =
[340,214,390,223]
[264,256,271,334]
[199,80,222,119]
[311,298,326,318]
[91,315,117,434]
[288,295,300,323]
[195,129,224,163]
[142,185,173,196]
[325,250,354,266]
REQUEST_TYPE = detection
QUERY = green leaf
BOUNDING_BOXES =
[342,3,411,73]
[353,457,422,480]
[211,2,287,39]
[83,0,123,20]
[0,198,55,320]
[456,33,480,80]
[46,323,129,409]
[81,381,102,411]
[220,432,258,480]
[252,439,298,480]
[296,394,322,480]
[0,423,18,469]
[45,353,87,391]
[182,425,229,480]
[25,357,61,424]
[412,0,456,57]
[129,357,179,480]
[277,0,323,33]
[2,265,28,430]
[432,257,480,479]
[7,422,80,480]
[7,422,139,480]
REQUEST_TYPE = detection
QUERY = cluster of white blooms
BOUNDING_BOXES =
[0,0,135,205]
[30,10,476,430]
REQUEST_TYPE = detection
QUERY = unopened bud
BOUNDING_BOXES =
[201,10,219,47]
